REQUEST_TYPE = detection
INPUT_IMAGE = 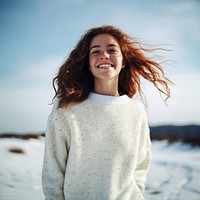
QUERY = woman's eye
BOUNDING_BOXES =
[108,49,118,53]
[91,50,100,55]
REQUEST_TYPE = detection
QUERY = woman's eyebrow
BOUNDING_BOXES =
[90,44,118,51]
[107,44,118,48]
[90,45,100,51]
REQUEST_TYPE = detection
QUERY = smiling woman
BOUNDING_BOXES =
[42,25,173,200]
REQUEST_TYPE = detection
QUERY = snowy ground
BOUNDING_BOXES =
[145,141,200,200]
[0,138,200,200]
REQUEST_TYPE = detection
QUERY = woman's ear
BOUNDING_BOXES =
[122,61,125,69]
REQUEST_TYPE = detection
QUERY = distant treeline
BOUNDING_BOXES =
[150,125,200,145]
[0,133,45,140]
[1,125,200,145]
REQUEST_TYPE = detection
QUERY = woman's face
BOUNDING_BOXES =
[89,34,124,82]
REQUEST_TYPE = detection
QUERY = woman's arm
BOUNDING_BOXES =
[134,112,151,193]
[42,110,69,200]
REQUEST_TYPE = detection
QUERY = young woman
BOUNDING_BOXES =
[42,25,172,200]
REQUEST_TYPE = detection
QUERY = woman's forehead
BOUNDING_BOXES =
[90,34,119,47]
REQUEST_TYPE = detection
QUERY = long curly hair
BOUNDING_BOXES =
[53,25,173,107]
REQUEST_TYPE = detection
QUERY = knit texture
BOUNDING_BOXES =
[42,93,151,200]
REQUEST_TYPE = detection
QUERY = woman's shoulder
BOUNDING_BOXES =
[129,95,147,112]
[48,98,86,118]
[48,98,69,120]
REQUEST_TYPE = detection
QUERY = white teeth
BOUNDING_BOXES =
[98,64,112,68]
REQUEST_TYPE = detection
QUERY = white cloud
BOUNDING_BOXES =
[145,71,200,125]
[0,57,63,133]
[0,57,63,89]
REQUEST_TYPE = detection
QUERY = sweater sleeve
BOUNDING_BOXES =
[42,108,69,200]
[134,111,151,193]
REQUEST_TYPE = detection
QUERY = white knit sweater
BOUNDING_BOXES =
[42,93,151,200]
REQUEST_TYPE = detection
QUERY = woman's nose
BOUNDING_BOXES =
[100,51,109,59]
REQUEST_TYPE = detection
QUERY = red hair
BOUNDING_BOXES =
[53,25,173,107]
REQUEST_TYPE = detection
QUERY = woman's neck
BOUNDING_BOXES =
[93,79,119,96]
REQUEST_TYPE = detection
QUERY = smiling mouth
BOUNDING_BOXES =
[97,64,114,69]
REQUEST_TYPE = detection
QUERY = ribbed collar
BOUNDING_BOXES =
[88,92,131,104]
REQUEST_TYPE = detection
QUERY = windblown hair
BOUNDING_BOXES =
[53,25,173,107]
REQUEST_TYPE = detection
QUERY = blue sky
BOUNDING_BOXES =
[0,0,200,133]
